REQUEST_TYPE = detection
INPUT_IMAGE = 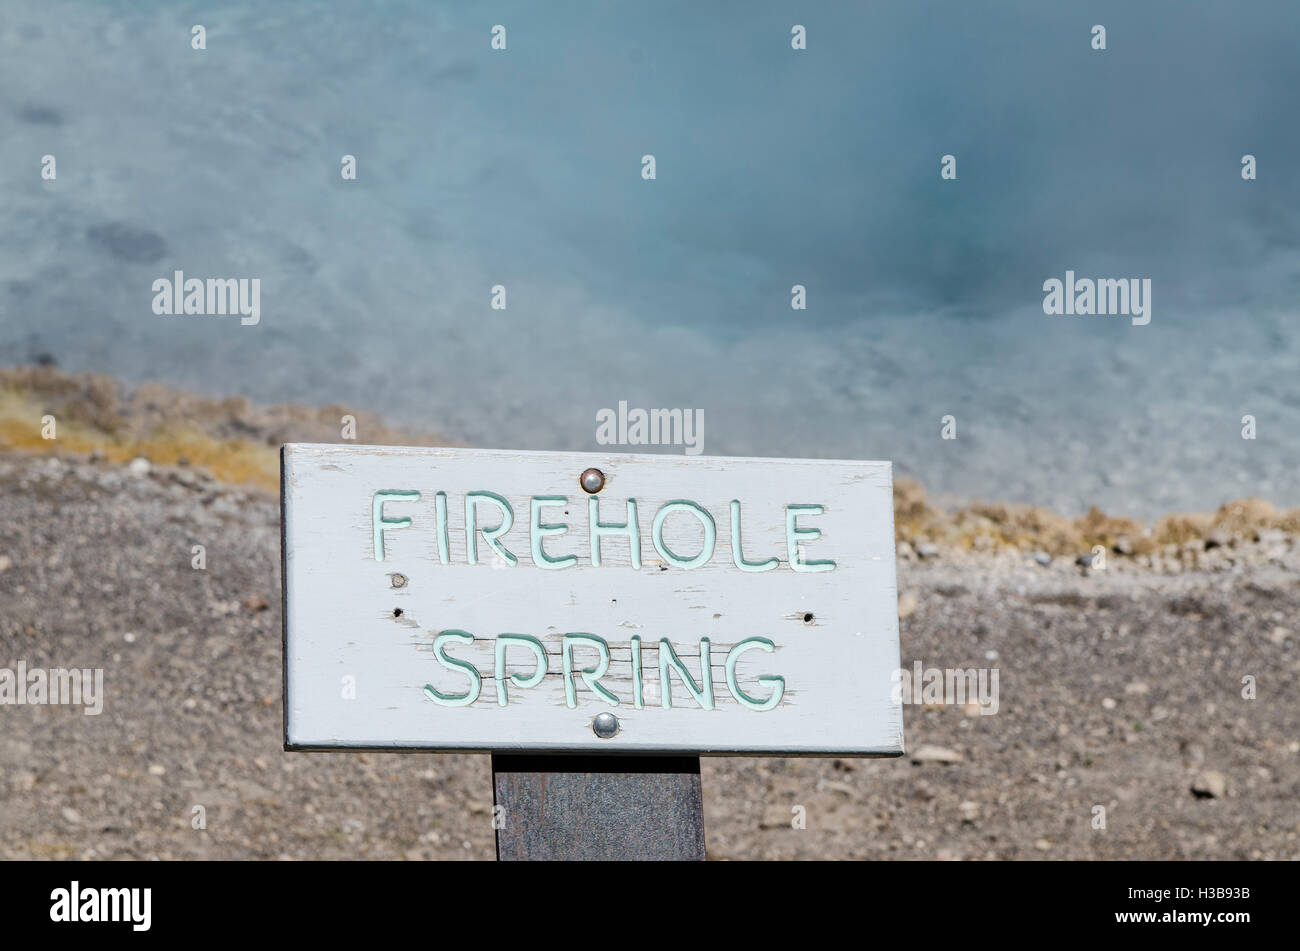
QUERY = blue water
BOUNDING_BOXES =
[2,0,1299,516]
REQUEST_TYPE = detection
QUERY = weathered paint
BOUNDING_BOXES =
[282,444,904,755]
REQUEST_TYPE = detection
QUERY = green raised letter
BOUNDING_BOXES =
[652,500,716,569]
[494,634,548,706]
[725,637,785,711]
[562,633,619,708]
[466,491,517,566]
[730,499,778,571]
[786,504,835,572]
[424,630,481,706]
[434,491,450,564]
[372,490,420,563]
[658,637,715,710]
[630,635,645,709]
[530,496,577,569]
[589,496,641,569]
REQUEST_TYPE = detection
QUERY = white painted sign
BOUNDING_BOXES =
[282,444,903,755]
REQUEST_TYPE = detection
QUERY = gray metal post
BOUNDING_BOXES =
[492,755,706,860]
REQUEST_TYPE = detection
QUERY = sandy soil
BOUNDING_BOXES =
[1,448,1296,860]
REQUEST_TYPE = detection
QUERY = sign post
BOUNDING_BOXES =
[282,445,903,858]
[492,755,705,860]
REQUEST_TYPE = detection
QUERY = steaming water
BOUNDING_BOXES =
[3,0,1299,516]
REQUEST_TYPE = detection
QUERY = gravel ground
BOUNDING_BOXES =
[1,451,1296,860]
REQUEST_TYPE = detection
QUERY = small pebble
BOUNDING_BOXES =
[911,745,963,765]
[897,591,919,619]
[1191,770,1227,799]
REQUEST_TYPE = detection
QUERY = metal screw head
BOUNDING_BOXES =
[390,573,408,589]
[592,712,619,738]
[579,468,605,494]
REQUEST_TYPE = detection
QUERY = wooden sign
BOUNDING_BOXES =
[282,445,903,755]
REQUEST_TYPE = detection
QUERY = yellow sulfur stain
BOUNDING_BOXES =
[0,394,278,493]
